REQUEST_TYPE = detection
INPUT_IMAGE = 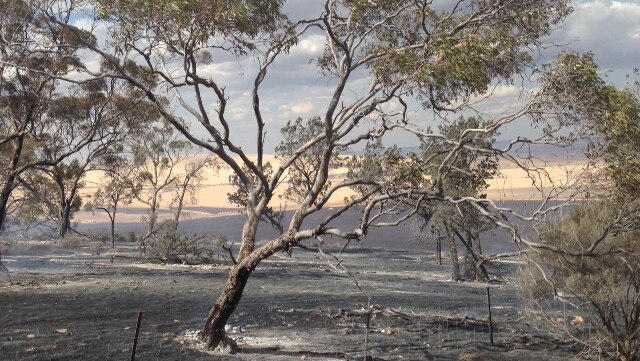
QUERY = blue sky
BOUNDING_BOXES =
[76,0,640,152]
[238,0,640,150]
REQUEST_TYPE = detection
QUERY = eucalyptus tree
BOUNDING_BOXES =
[12,170,61,236]
[31,0,583,350]
[518,54,640,360]
[21,79,147,238]
[85,165,136,248]
[16,160,85,237]
[0,0,147,234]
[417,117,498,281]
[535,53,640,199]
[129,120,192,246]
[226,161,285,234]
[276,117,347,205]
[0,0,93,232]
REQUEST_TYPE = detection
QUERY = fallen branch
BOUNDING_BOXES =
[316,237,372,360]
[109,254,150,262]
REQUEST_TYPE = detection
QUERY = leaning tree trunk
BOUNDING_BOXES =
[201,212,265,349]
[54,172,74,239]
[173,180,189,231]
[446,226,461,282]
[140,194,158,255]
[58,203,72,239]
[0,135,24,233]
[110,213,116,248]
[472,230,482,255]
[0,183,14,234]
[201,262,254,349]
[147,204,157,238]
[147,193,158,235]
[58,181,83,239]
[432,226,442,265]
[452,229,489,282]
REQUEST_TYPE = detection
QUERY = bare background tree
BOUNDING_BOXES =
[129,120,191,249]
[17,79,145,238]
[413,117,498,281]
[83,152,136,248]
[169,155,220,230]
[0,1,152,237]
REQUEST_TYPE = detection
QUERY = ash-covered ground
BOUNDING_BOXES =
[0,239,580,361]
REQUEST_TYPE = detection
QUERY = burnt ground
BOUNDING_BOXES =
[0,240,581,361]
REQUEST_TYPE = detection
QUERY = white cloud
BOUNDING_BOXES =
[278,101,314,116]
[290,101,315,114]
[490,84,521,98]
[554,0,640,69]
[198,62,248,82]
[291,35,325,56]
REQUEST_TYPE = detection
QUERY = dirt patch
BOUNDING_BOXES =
[0,241,579,360]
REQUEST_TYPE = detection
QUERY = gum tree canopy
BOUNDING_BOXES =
[22,0,576,349]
